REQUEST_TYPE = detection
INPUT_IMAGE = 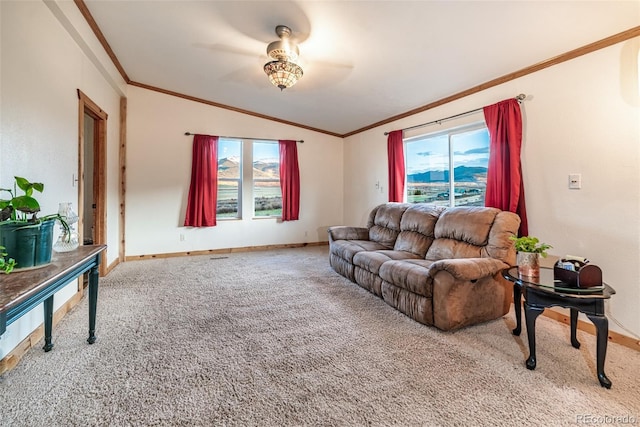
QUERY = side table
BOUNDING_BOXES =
[502,266,616,388]
[0,245,106,352]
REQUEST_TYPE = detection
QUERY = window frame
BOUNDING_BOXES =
[215,138,283,221]
[216,138,243,220]
[252,140,282,219]
[404,122,489,207]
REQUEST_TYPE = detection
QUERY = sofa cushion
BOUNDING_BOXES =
[353,250,421,275]
[367,203,409,247]
[393,204,443,257]
[378,259,435,297]
[480,211,521,265]
[425,207,499,261]
[330,239,390,264]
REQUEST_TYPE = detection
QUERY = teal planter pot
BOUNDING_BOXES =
[0,219,55,270]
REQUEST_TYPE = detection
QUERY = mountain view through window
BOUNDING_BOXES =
[405,125,489,207]
[216,139,282,218]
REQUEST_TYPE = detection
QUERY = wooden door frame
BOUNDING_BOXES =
[77,89,107,276]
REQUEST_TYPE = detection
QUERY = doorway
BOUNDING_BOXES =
[77,90,107,276]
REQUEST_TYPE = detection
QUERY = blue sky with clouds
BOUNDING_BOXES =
[406,128,489,174]
[218,139,279,163]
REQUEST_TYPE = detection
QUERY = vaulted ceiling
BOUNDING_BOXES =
[80,1,640,136]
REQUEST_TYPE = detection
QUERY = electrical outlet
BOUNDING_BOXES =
[179,234,185,241]
[569,173,581,189]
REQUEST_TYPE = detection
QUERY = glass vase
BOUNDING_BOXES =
[53,202,80,253]
[517,252,540,278]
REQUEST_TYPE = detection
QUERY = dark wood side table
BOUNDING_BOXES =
[0,245,106,352]
[502,266,616,388]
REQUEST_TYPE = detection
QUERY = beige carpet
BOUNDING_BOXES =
[1,245,638,426]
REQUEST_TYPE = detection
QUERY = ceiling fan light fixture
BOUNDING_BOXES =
[264,25,303,91]
[263,60,303,91]
[266,40,299,62]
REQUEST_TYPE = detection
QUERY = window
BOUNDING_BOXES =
[215,139,283,219]
[216,138,242,218]
[253,141,282,217]
[405,123,489,207]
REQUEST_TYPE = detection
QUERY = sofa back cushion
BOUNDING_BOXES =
[393,204,444,256]
[366,203,410,248]
[425,207,503,261]
[481,210,521,265]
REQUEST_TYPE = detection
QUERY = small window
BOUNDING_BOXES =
[253,141,282,217]
[216,138,242,218]
[405,124,489,207]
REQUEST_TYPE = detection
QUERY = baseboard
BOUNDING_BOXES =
[124,241,329,262]
[105,257,120,275]
[0,289,85,375]
[541,309,640,352]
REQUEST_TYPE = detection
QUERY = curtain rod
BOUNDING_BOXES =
[383,94,526,136]
[184,132,303,143]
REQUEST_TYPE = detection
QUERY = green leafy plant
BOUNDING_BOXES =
[0,176,68,229]
[0,245,16,274]
[510,235,552,258]
[1,176,46,222]
[0,177,70,274]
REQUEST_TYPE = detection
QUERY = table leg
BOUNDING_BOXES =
[524,303,544,370]
[513,284,522,336]
[570,309,580,349]
[586,314,611,389]
[43,295,54,352]
[87,265,99,344]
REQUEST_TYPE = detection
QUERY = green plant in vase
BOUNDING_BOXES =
[510,235,552,278]
[0,176,69,272]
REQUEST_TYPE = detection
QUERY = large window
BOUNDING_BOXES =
[216,138,242,218]
[215,139,282,219]
[253,141,282,217]
[405,123,489,207]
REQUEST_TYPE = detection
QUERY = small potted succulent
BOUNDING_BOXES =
[0,176,69,272]
[510,235,552,278]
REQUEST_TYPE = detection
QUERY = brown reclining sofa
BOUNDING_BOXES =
[328,203,520,331]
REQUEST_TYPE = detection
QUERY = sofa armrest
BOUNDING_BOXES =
[428,258,509,281]
[327,226,369,242]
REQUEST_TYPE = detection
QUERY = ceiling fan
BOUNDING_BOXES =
[198,22,353,90]
[263,25,304,91]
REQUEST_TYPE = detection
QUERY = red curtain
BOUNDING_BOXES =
[184,134,218,227]
[483,99,528,236]
[279,140,300,221]
[387,130,405,202]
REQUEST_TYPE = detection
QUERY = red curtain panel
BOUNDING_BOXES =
[279,140,300,221]
[483,99,528,236]
[387,130,405,202]
[184,134,218,227]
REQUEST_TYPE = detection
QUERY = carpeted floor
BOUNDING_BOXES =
[1,245,638,426]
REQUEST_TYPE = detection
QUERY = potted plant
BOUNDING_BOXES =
[510,235,552,278]
[0,176,69,272]
[0,245,16,274]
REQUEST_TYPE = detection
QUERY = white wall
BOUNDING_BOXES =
[343,38,640,338]
[125,86,344,256]
[0,0,124,358]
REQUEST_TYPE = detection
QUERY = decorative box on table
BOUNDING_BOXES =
[553,259,602,288]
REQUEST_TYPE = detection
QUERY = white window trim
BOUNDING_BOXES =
[404,121,488,207]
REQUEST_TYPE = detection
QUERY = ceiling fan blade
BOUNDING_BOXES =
[192,42,256,57]
[219,65,270,89]
[306,59,354,70]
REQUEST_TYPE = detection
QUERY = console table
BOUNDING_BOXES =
[0,245,106,352]
[502,266,615,388]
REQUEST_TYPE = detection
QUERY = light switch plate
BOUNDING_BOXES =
[569,173,581,189]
